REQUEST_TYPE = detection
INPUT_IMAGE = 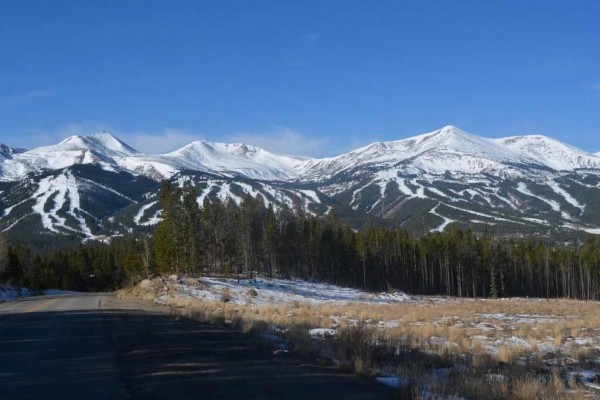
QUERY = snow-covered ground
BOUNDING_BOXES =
[0,284,31,301]
[154,276,411,308]
[0,285,77,301]
[130,276,600,398]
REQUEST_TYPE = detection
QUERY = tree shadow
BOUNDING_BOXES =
[0,306,394,399]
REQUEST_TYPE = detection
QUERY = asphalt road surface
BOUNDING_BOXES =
[0,293,394,399]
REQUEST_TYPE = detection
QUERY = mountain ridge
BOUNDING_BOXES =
[1,126,597,183]
[1,125,600,245]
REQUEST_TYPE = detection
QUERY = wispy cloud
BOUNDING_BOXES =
[589,83,600,91]
[224,127,329,157]
[2,90,51,107]
[121,127,331,157]
[120,129,201,153]
[22,121,110,149]
[21,123,199,153]
[17,123,335,157]
[305,33,321,43]
[23,90,50,99]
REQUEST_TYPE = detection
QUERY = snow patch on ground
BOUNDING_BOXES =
[309,328,337,338]
[0,284,31,301]
[155,277,412,308]
[375,376,409,388]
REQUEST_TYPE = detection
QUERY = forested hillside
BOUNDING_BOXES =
[2,180,600,300]
[4,127,600,242]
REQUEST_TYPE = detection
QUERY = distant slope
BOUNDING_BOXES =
[118,141,307,181]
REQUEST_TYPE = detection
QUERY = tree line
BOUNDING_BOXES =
[2,180,600,300]
[147,181,600,300]
[0,235,146,292]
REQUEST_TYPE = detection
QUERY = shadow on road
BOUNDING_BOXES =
[0,306,394,399]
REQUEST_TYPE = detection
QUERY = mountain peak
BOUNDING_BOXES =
[433,125,475,139]
[58,132,138,156]
[162,139,305,180]
[440,124,460,133]
[89,131,139,155]
[415,125,492,151]
[90,131,121,142]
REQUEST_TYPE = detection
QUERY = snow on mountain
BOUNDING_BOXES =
[119,141,307,181]
[2,126,597,183]
[0,144,25,160]
[496,135,600,171]
[0,132,138,181]
[293,126,600,236]
[2,125,600,240]
[0,166,156,241]
[300,126,600,182]
[303,126,517,181]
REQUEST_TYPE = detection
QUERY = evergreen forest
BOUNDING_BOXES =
[2,181,600,300]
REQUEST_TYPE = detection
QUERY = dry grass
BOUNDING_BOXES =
[509,371,587,400]
[119,277,599,400]
[336,324,376,376]
[119,281,600,364]
[287,325,319,359]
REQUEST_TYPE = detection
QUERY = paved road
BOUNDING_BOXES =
[0,293,394,399]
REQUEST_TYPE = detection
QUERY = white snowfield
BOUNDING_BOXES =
[1,125,599,183]
[0,133,138,181]
[155,276,411,307]
[117,141,308,181]
[299,126,600,181]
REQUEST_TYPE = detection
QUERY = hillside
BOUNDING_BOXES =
[1,125,600,246]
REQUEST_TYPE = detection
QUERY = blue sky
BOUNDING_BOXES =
[1,0,599,156]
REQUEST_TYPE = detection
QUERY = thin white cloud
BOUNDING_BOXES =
[15,122,198,153]
[587,83,600,91]
[1,90,51,107]
[24,90,51,99]
[24,121,110,148]
[120,129,201,154]
[224,128,329,157]
[305,33,321,43]
[108,126,332,157]
[16,123,337,157]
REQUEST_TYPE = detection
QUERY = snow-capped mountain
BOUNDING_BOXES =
[496,135,600,171]
[300,126,598,181]
[299,126,539,181]
[118,141,307,181]
[0,132,138,181]
[303,126,600,236]
[1,125,600,246]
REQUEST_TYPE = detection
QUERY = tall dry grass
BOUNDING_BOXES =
[119,278,598,399]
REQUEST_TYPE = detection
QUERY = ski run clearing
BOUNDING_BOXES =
[130,275,600,398]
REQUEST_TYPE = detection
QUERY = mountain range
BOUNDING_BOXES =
[1,125,599,247]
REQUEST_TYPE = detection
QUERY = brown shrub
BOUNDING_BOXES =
[337,324,376,377]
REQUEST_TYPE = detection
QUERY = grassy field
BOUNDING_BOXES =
[119,276,600,399]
